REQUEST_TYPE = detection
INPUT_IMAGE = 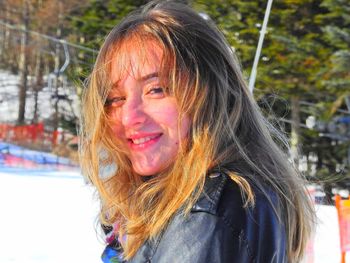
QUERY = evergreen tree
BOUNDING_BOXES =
[318,0,350,117]
[69,0,148,50]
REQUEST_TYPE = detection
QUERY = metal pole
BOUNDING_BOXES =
[59,40,70,74]
[248,0,274,93]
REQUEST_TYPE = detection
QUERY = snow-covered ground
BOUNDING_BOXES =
[0,168,104,263]
[313,205,344,263]
[0,167,348,263]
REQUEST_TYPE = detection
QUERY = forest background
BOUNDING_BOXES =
[0,0,349,201]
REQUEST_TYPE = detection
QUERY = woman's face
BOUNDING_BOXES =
[107,41,190,176]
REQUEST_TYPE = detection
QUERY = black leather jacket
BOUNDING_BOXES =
[102,173,287,263]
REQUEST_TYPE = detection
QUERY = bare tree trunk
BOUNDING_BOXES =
[291,95,301,168]
[53,43,60,131]
[17,0,30,125]
[32,50,43,124]
[1,5,9,65]
[0,13,4,62]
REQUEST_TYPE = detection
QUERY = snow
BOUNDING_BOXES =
[0,169,104,263]
[313,205,343,263]
[0,167,348,262]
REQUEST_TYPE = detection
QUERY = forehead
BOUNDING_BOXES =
[109,39,164,85]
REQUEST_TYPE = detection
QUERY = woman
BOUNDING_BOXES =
[80,1,314,262]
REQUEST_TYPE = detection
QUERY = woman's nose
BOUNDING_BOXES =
[121,97,147,128]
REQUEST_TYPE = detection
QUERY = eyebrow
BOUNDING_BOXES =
[139,72,159,81]
[112,72,159,88]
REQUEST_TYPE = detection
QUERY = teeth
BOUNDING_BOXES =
[132,135,159,145]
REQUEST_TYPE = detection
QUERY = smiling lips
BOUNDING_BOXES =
[128,133,163,150]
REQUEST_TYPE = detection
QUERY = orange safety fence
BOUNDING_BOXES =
[335,195,350,263]
[0,122,59,146]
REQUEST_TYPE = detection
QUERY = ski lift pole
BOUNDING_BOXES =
[59,40,70,74]
[49,40,70,91]
[51,39,70,146]
[248,0,274,93]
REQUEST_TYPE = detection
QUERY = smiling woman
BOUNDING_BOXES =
[106,40,190,176]
[79,1,315,263]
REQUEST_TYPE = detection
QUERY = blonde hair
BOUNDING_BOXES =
[80,1,314,261]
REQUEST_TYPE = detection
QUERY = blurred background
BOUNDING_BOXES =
[0,0,349,262]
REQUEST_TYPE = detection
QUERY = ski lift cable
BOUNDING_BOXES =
[0,30,93,66]
[0,20,98,54]
[248,0,273,93]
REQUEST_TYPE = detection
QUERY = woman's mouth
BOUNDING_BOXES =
[128,133,162,150]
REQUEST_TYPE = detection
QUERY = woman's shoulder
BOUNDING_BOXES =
[217,174,282,225]
[192,172,281,220]
[191,172,286,243]
[190,172,287,262]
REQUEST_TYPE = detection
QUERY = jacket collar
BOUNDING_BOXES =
[191,173,227,215]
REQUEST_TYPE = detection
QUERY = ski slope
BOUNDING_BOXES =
[0,166,347,262]
[0,168,104,263]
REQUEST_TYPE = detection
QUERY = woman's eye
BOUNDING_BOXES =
[147,87,165,97]
[105,97,125,107]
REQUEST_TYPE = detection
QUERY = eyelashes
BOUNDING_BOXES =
[105,96,126,107]
[148,87,164,95]
[105,86,167,108]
